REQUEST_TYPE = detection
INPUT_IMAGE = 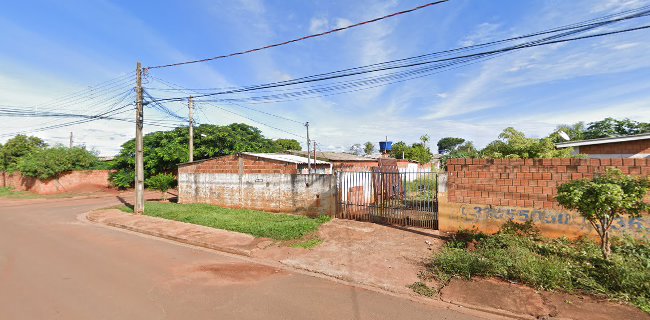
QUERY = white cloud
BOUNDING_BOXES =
[309,17,329,34]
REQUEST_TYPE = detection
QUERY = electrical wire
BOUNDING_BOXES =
[151,15,650,104]
[146,1,450,69]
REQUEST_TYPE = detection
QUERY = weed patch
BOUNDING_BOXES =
[429,222,650,312]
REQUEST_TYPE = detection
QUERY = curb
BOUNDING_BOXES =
[86,212,253,257]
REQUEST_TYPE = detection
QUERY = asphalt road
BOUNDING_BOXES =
[0,195,488,320]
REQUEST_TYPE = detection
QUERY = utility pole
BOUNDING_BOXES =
[313,140,316,173]
[305,122,311,174]
[188,96,194,162]
[69,132,73,148]
[134,62,145,215]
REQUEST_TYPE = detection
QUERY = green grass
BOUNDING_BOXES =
[408,282,437,297]
[427,221,650,313]
[118,202,331,241]
[0,187,39,199]
[291,238,323,249]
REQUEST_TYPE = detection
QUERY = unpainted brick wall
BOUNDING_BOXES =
[0,170,111,194]
[579,139,650,155]
[447,158,650,210]
[178,154,331,175]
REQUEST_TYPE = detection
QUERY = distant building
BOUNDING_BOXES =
[286,151,378,171]
[555,133,650,159]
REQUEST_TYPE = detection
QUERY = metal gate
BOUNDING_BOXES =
[336,170,438,229]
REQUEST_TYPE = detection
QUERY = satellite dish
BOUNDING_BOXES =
[558,131,571,141]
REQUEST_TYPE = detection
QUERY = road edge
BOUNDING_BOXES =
[81,209,534,320]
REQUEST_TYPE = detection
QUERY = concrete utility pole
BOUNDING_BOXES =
[305,122,311,174]
[134,62,145,215]
[188,96,194,162]
[69,132,73,148]
[313,140,316,173]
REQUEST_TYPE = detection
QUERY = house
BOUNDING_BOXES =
[555,133,650,159]
[177,153,335,215]
[286,151,379,171]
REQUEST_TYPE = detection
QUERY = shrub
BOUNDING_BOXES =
[15,146,99,180]
[556,168,650,259]
[430,221,650,312]
[146,173,176,199]
[110,170,134,189]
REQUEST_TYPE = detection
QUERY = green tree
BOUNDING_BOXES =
[419,134,430,147]
[15,146,99,180]
[437,137,466,154]
[363,141,375,155]
[0,135,46,171]
[111,123,285,188]
[556,168,650,259]
[583,118,650,139]
[482,127,576,159]
[408,143,433,164]
[548,122,585,143]
[146,173,176,200]
[390,141,409,159]
[274,139,302,151]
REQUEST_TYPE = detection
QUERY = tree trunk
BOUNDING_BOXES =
[600,229,611,260]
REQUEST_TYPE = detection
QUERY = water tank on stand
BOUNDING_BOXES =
[379,141,393,154]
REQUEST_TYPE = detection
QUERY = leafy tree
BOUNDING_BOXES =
[548,122,585,143]
[556,169,650,259]
[146,173,176,200]
[349,143,363,156]
[583,118,650,139]
[419,134,430,147]
[390,141,409,159]
[275,139,302,151]
[388,140,433,164]
[1,135,46,171]
[437,137,466,154]
[15,146,99,180]
[363,141,375,155]
[482,127,576,159]
[409,143,433,164]
[111,123,286,188]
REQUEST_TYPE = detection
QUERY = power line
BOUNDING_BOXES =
[151,13,650,104]
[195,102,306,139]
[146,1,450,70]
[150,76,304,124]
[147,6,650,102]
[148,76,306,137]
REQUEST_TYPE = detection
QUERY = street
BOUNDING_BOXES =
[0,195,487,320]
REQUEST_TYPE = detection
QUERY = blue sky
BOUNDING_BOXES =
[1,0,649,155]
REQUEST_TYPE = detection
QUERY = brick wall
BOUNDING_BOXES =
[447,158,650,210]
[178,154,335,215]
[1,170,111,194]
[178,154,331,175]
[578,139,650,155]
[440,158,650,238]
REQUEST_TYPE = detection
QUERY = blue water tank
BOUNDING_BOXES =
[379,141,393,153]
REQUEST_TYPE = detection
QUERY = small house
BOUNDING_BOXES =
[177,153,334,215]
[555,133,650,159]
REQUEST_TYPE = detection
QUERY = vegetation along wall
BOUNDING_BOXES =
[441,158,650,238]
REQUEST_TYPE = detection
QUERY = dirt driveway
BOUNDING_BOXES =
[255,219,445,293]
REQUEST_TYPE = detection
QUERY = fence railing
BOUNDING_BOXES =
[336,171,438,229]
